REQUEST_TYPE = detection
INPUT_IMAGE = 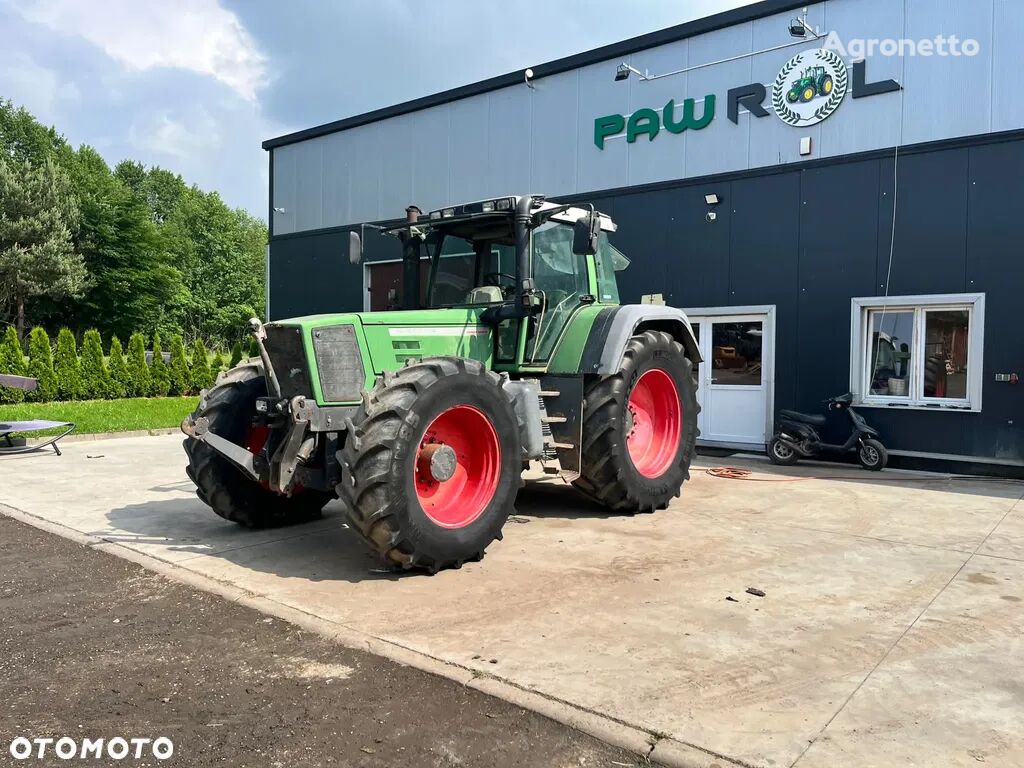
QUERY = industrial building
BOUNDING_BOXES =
[263,0,1024,475]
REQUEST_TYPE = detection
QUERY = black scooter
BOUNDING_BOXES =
[768,393,887,471]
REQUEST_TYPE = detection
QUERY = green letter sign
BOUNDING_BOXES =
[593,94,716,150]
[594,113,625,149]
[662,95,715,133]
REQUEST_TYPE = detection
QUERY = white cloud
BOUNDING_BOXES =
[13,0,266,101]
[129,108,222,161]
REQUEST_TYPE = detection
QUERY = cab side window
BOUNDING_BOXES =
[527,222,588,361]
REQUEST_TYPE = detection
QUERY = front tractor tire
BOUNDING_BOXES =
[183,362,333,528]
[574,330,699,512]
[338,358,521,573]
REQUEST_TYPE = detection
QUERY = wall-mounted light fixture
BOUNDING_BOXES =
[524,68,536,89]
[614,7,829,84]
[704,193,720,205]
[788,7,822,39]
[273,207,286,214]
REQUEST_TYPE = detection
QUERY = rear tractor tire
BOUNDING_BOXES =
[338,358,521,573]
[574,330,700,513]
[183,362,333,528]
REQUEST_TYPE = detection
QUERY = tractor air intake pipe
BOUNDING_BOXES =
[400,205,422,310]
[481,194,536,326]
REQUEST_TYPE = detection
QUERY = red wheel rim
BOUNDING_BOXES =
[415,405,501,529]
[626,368,682,478]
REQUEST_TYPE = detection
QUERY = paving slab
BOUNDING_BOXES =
[1,434,1021,767]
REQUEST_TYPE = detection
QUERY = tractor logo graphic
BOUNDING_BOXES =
[772,48,848,127]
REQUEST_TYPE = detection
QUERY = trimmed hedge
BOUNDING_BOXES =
[27,327,57,402]
[55,328,82,401]
[150,333,170,397]
[4,326,234,403]
[81,329,113,400]
[0,326,27,404]
[108,335,130,399]
[126,332,151,398]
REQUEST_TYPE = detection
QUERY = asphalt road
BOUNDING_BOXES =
[0,515,650,768]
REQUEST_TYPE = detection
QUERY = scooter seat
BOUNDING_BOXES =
[779,409,826,426]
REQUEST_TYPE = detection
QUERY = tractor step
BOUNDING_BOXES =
[539,390,560,397]
[541,415,567,424]
[543,438,575,450]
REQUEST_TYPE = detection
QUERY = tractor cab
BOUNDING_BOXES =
[376,195,629,366]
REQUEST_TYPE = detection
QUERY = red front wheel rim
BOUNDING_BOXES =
[415,405,501,529]
[626,368,682,478]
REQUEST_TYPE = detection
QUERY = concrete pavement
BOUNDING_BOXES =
[1,434,1022,767]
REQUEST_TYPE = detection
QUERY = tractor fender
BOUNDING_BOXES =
[580,305,702,375]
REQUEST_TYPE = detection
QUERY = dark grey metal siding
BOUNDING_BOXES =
[268,132,1024,470]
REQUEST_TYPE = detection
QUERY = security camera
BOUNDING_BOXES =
[706,211,717,222]
[525,68,534,79]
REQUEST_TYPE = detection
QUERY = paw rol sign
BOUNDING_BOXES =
[594,48,898,149]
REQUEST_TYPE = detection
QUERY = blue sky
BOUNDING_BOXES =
[0,0,754,218]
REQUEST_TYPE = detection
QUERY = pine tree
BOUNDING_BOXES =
[229,341,243,368]
[190,338,214,392]
[0,156,87,338]
[26,326,56,402]
[80,329,112,399]
[150,333,170,397]
[0,325,27,403]
[168,334,191,396]
[54,328,82,400]
[126,332,151,397]
[210,349,225,378]
[107,335,130,399]
[247,337,259,358]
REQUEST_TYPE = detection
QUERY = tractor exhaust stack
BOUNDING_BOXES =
[401,205,422,310]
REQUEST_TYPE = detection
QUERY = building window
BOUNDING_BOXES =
[850,294,984,411]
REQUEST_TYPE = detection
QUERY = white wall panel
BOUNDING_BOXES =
[292,140,323,232]
[348,124,382,224]
[817,0,905,155]
[273,0,1016,233]
[322,131,352,227]
[625,40,688,186]
[528,70,579,195]
[684,23,753,178]
[901,0,993,145]
[377,114,414,219]
[272,144,296,235]
[989,0,1024,132]
[448,95,491,202]
[487,88,531,195]
[411,105,451,214]
[576,60,629,193]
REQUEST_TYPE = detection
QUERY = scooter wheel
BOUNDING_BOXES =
[768,437,799,466]
[858,438,888,471]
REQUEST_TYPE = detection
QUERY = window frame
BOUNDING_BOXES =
[849,293,985,412]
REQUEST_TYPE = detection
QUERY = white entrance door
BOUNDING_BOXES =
[686,307,775,450]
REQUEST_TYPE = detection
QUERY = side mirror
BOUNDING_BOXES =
[572,212,600,256]
[348,230,362,265]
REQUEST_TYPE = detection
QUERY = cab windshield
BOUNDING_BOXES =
[426,234,517,308]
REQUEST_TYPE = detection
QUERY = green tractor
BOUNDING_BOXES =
[786,65,834,104]
[181,195,701,572]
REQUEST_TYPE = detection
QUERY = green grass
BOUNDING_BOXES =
[0,397,199,437]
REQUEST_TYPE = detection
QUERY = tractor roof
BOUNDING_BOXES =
[382,195,617,238]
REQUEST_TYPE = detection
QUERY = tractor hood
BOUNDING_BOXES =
[266,308,495,405]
